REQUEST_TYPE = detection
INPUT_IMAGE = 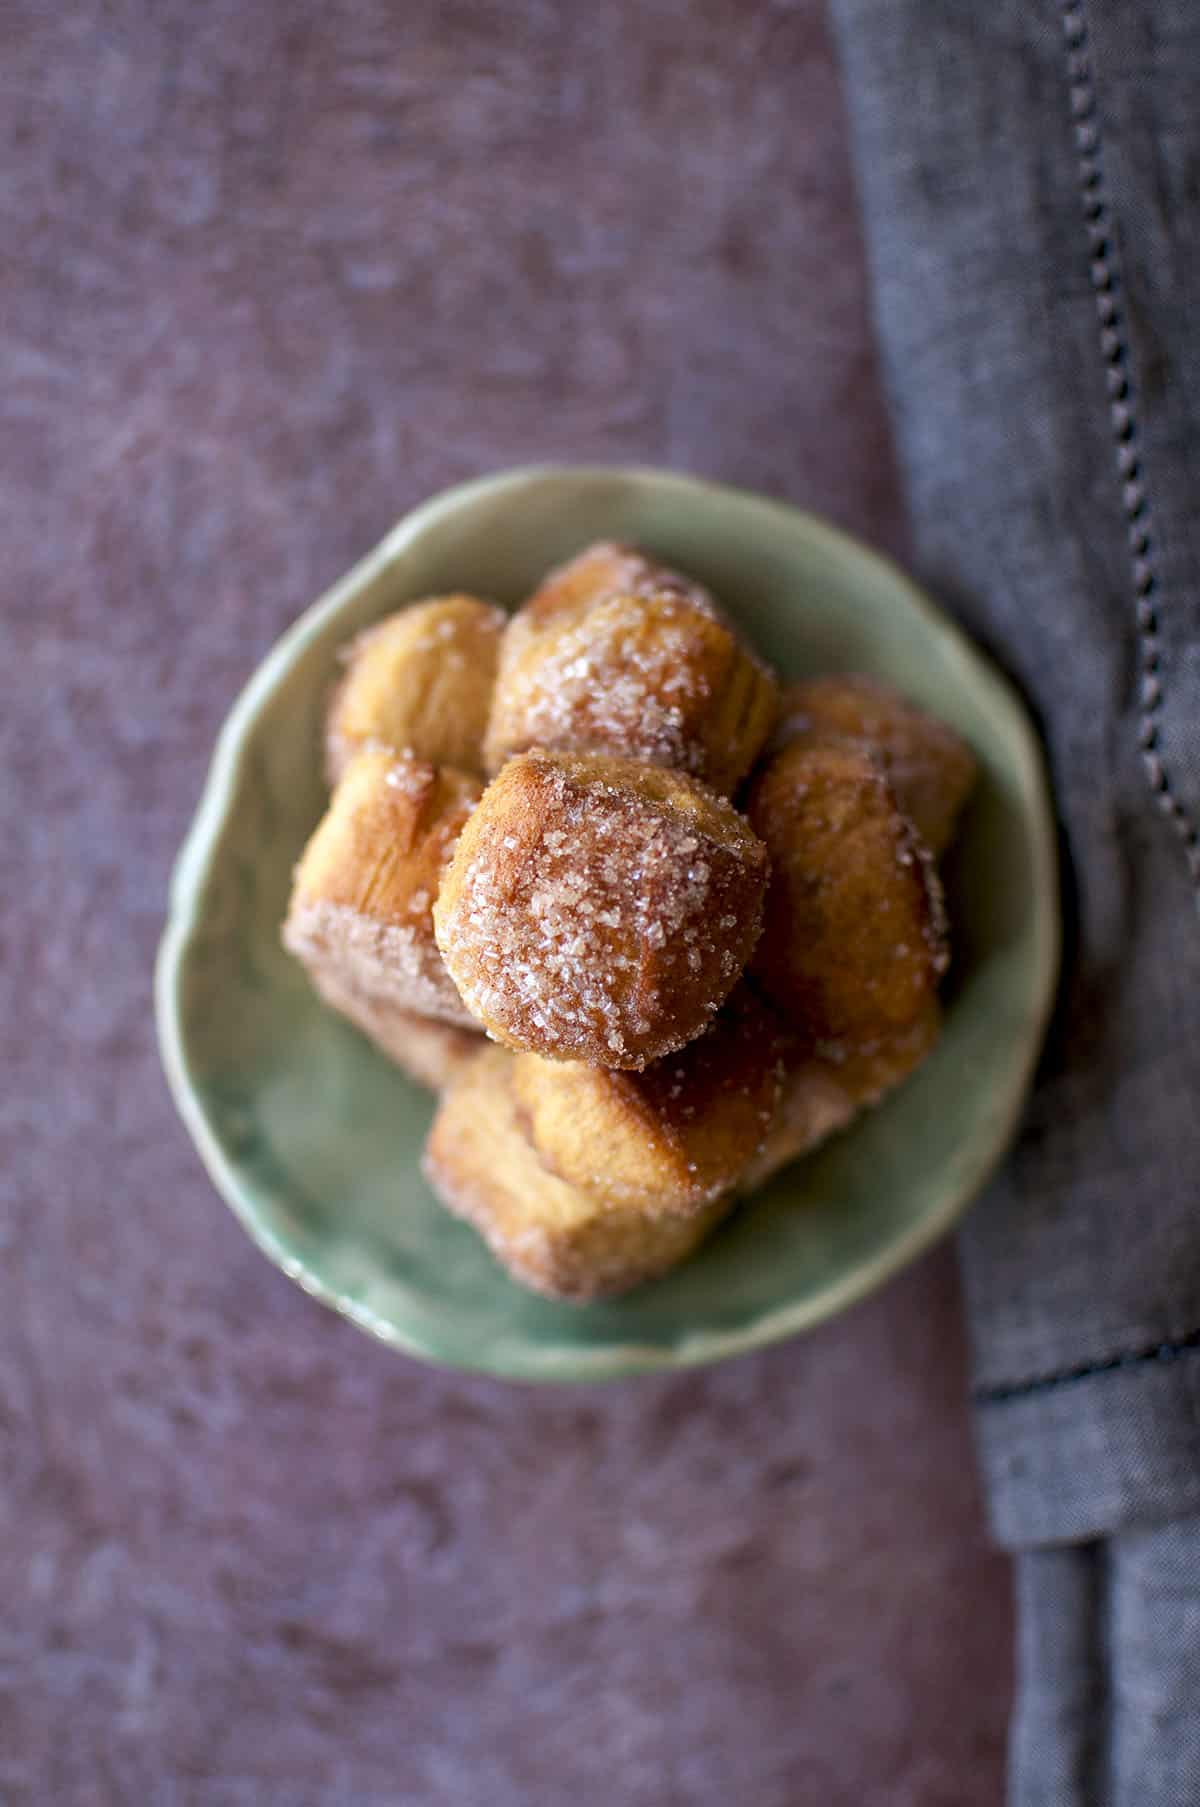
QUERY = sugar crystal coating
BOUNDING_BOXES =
[326,594,505,784]
[434,750,769,1068]
[284,747,482,1028]
[484,543,777,793]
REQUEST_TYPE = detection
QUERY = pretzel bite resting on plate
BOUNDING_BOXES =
[747,738,948,1061]
[507,540,722,636]
[511,984,788,1219]
[424,1048,731,1300]
[773,675,976,857]
[326,594,505,785]
[434,749,769,1068]
[484,542,778,794]
[284,747,482,1029]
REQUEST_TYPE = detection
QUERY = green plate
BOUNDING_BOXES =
[156,466,1059,1380]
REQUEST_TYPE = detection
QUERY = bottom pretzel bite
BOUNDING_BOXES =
[510,986,786,1219]
[423,1049,731,1300]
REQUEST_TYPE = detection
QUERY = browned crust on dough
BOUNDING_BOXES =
[511,985,787,1217]
[517,540,722,633]
[284,748,482,1027]
[771,675,976,857]
[484,543,777,793]
[747,740,948,1056]
[737,998,941,1193]
[422,1048,731,1300]
[434,749,769,1067]
[326,594,505,785]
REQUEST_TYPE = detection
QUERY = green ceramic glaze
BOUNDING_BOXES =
[156,466,1059,1380]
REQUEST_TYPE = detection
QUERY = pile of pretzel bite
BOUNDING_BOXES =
[283,543,976,1299]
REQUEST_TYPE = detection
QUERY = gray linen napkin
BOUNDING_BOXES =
[825,0,1200,1799]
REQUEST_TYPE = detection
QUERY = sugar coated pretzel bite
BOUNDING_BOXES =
[507,540,721,636]
[772,674,976,857]
[326,594,505,785]
[484,542,778,795]
[747,740,948,1057]
[423,1047,731,1300]
[284,747,482,1029]
[434,749,770,1068]
[510,984,788,1219]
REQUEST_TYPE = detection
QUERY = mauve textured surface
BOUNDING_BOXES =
[3,3,1010,1803]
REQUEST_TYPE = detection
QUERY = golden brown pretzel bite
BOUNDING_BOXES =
[423,1048,731,1300]
[484,542,777,794]
[284,747,482,1028]
[434,749,770,1068]
[772,675,976,856]
[326,594,505,785]
[747,740,948,1056]
[511,985,787,1218]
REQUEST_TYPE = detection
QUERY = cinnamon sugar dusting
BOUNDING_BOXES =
[499,593,721,776]
[435,751,768,1067]
[485,544,777,790]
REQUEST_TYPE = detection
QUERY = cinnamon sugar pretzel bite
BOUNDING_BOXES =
[284,747,482,1029]
[510,984,787,1219]
[434,749,769,1068]
[483,542,777,795]
[746,738,948,1066]
[423,1047,731,1300]
[772,674,976,857]
[326,594,504,785]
